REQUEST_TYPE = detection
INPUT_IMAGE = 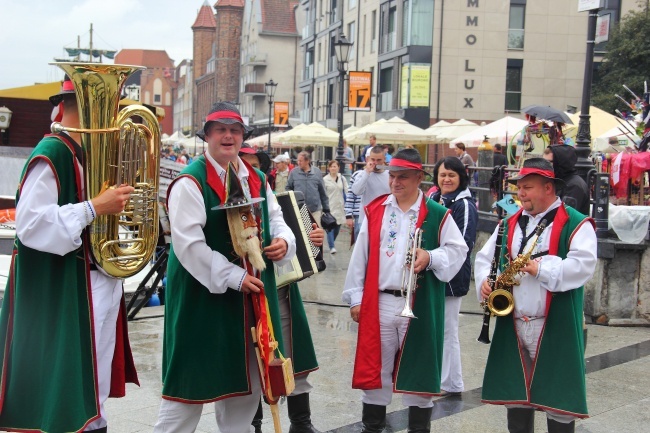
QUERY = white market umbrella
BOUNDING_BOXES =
[277,122,340,147]
[450,116,528,148]
[162,131,181,145]
[345,119,388,145]
[245,132,285,149]
[350,116,433,145]
[435,119,479,144]
[424,120,451,139]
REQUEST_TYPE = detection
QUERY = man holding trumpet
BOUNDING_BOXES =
[342,149,467,433]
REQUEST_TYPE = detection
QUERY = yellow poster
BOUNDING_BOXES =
[274,102,289,126]
[401,64,409,108]
[348,71,372,112]
[409,64,430,107]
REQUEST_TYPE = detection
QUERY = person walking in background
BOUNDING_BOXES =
[384,144,394,162]
[493,143,509,166]
[342,139,354,176]
[454,142,475,167]
[345,169,363,241]
[428,157,478,397]
[323,160,348,254]
[359,134,377,163]
[350,145,390,226]
[287,151,330,224]
[269,153,292,193]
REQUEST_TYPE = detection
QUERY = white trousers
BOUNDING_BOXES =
[440,296,464,393]
[277,286,312,395]
[85,272,123,431]
[361,293,434,408]
[153,340,262,433]
[506,318,577,424]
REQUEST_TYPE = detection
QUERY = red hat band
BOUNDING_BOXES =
[518,167,555,179]
[206,111,245,124]
[389,158,423,171]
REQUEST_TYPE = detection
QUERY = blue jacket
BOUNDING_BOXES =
[429,188,477,297]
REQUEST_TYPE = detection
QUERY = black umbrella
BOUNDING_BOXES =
[521,105,573,124]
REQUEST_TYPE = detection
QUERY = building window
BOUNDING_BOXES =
[371,10,377,53]
[153,78,163,106]
[379,67,393,111]
[304,49,314,80]
[348,0,357,10]
[402,0,434,47]
[330,0,338,25]
[348,21,356,60]
[505,59,523,112]
[508,1,526,50]
[380,6,397,54]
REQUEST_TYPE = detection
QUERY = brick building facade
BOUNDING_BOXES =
[193,0,245,133]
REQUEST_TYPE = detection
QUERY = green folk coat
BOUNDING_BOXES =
[161,157,317,402]
[353,195,448,395]
[482,205,593,418]
[0,135,138,432]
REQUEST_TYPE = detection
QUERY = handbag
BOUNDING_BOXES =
[320,211,338,231]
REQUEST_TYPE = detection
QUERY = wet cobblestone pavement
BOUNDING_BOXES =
[32,230,650,432]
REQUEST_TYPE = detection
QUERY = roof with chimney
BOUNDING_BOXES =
[114,49,174,68]
[260,0,298,35]
[193,1,217,28]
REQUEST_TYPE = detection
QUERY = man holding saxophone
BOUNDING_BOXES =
[475,158,597,433]
[342,148,467,433]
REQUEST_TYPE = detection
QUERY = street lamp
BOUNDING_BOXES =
[334,34,353,167]
[574,5,600,180]
[265,79,278,154]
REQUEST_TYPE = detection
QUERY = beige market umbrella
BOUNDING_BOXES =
[450,116,528,147]
[345,119,388,145]
[435,119,479,144]
[245,131,285,149]
[424,120,451,139]
[349,117,433,145]
[277,122,340,147]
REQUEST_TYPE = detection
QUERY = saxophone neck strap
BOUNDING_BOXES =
[516,207,558,256]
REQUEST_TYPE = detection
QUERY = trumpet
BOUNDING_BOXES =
[399,228,423,318]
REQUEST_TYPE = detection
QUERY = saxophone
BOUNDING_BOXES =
[484,221,547,316]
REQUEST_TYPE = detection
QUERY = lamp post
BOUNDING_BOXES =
[574,5,600,180]
[333,34,353,167]
[265,79,278,154]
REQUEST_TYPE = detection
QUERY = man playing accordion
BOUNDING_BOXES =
[342,149,467,433]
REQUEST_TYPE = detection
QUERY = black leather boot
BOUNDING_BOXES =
[252,399,263,433]
[287,393,318,433]
[86,428,107,433]
[361,403,386,433]
[547,418,575,433]
[507,408,535,433]
[407,406,433,433]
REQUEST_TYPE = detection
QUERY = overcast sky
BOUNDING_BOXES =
[0,0,201,89]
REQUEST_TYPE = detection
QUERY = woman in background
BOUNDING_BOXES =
[429,156,478,396]
[323,160,348,254]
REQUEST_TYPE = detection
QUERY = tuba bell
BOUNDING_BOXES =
[50,62,160,278]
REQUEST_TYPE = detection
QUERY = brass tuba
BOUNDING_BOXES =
[50,62,160,278]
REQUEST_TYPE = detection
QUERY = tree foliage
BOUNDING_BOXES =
[592,2,650,114]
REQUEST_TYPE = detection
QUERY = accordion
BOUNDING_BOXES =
[274,191,326,287]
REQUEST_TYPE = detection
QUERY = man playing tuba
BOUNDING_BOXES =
[342,148,467,433]
[475,158,597,433]
[0,75,139,432]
